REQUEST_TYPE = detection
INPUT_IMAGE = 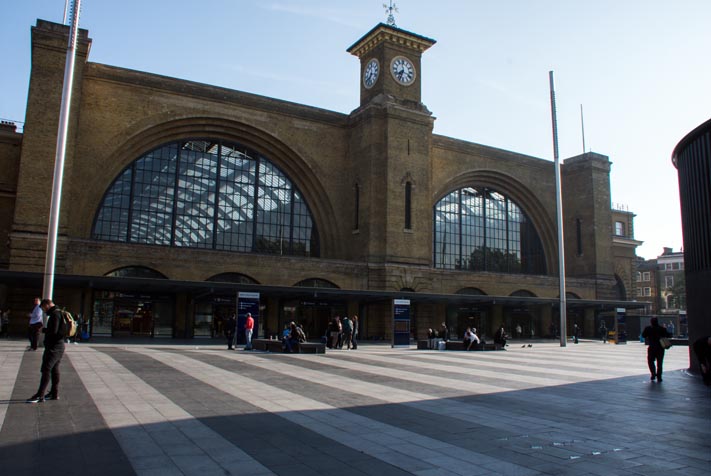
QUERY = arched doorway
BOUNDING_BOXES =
[193,273,259,338]
[449,288,489,341]
[565,292,585,339]
[92,266,173,337]
[506,290,538,339]
[281,279,344,340]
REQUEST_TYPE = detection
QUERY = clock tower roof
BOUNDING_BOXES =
[347,23,436,59]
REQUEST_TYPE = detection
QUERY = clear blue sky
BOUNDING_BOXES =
[3,0,710,259]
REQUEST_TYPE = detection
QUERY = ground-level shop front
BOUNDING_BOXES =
[0,271,645,342]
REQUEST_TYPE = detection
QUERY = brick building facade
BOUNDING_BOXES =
[0,20,642,341]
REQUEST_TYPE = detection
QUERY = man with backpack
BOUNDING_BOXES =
[26,299,66,403]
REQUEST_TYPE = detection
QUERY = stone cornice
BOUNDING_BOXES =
[348,93,433,122]
[613,236,644,248]
[347,23,436,58]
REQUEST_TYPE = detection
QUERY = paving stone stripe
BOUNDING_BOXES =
[382,344,684,377]
[270,346,654,396]
[195,345,706,475]
[2,340,708,476]
[0,344,136,476]
[311,351,576,388]
[390,349,655,379]
[197,349,673,458]
[131,347,537,476]
[0,347,23,432]
[98,346,415,476]
[178,349,617,473]
[68,346,275,476]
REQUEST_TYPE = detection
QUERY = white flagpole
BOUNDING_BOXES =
[549,71,567,347]
[43,0,82,300]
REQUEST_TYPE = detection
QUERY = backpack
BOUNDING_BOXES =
[60,309,78,338]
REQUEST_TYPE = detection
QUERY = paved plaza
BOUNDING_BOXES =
[1,338,709,476]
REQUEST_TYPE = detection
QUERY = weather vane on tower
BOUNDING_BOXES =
[383,1,398,27]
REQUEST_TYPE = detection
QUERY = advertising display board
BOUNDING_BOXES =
[615,307,627,344]
[392,299,411,347]
[237,292,260,344]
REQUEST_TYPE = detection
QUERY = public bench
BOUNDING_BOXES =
[417,340,502,351]
[251,338,326,354]
[447,341,501,351]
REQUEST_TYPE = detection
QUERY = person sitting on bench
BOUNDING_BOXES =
[464,327,480,350]
[282,322,305,353]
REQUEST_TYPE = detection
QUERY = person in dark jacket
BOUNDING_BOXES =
[225,314,236,350]
[351,315,359,350]
[27,299,65,403]
[282,321,303,353]
[642,317,672,382]
[439,322,449,342]
[692,335,711,385]
[572,323,580,344]
[494,326,507,347]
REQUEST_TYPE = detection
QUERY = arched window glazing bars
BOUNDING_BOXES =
[92,139,319,257]
[294,278,339,288]
[433,187,546,275]
[104,266,167,279]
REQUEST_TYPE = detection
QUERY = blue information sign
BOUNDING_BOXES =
[615,308,627,344]
[392,299,411,347]
[237,292,260,344]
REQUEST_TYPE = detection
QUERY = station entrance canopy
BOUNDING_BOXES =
[0,270,646,312]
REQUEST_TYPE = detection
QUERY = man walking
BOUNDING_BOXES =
[599,321,608,343]
[573,323,580,344]
[27,299,65,403]
[28,297,43,351]
[642,317,672,382]
[244,312,254,350]
[1,308,9,338]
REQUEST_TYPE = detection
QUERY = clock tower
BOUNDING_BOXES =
[346,22,437,275]
[347,23,436,107]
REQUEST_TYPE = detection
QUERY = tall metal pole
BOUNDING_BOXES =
[43,0,82,300]
[580,104,586,154]
[549,71,567,347]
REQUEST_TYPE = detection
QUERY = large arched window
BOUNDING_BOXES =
[206,273,258,285]
[93,139,319,257]
[105,266,167,279]
[434,187,545,274]
[294,278,339,288]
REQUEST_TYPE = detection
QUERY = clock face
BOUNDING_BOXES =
[390,56,416,85]
[363,58,379,89]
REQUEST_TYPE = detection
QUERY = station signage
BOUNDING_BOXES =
[237,292,260,344]
[392,299,411,347]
